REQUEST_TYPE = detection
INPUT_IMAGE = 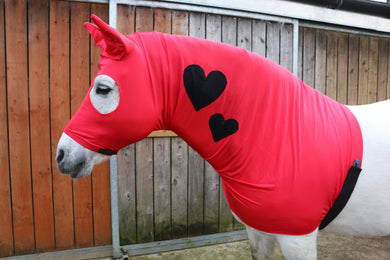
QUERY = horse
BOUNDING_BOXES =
[56,15,390,260]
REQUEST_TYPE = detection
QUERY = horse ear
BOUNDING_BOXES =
[84,14,132,60]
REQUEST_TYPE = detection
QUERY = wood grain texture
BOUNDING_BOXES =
[50,0,74,250]
[0,0,13,256]
[5,0,35,254]
[28,0,55,252]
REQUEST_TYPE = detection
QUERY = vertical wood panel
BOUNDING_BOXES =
[303,28,315,87]
[136,7,154,32]
[280,23,293,71]
[50,0,74,250]
[368,37,379,103]
[315,30,326,93]
[70,2,94,248]
[326,31,337,100]
[153,137,172,241]
[337,33,348,104]
[5,0,35,254]
[348,34,359,105]
[28,0,55,252]
[90,4,111,246]
[117,5,135,35]
[266,22,280,63]
[0,0,13,256]
[252,20,266,56]
[117,145,137,245]
[136,139,154,243]
[237,18,251,51]
[154,8,171,33]
[187,12,205,237]
[171,138,188,238]
[377,39,388,101]
[172,10,189,35]
[358,36,369,105]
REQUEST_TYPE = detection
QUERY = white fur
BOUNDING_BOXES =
[56,99,390,259]
[90,75,120,114]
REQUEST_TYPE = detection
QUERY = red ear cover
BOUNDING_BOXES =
[85,14,133,60]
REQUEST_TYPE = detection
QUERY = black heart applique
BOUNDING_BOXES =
[209,114,239,142]
[183,65,227,111]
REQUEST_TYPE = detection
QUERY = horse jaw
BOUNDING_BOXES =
[56,133,109,178]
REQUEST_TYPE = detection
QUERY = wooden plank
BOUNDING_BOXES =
[117,145,137,245]
[189,12,205,39]
[368,37,379,104]
[153,137,172,241]
[252,20,266,56]
[297,28,304,80]
[172,10,189,36]
[154,8,171,33]
[266,22,280,64]
[49,0,74,250]
[280,23,293,71]
[204,14,222,235]
[302,28,315,87]
[337,33,348,104]
[5,0,35,254]
[171,137,188,239]
[237,18,251,51]
[90,3,112,247]
[222,16,237,46]
[135,139,154,243]
[188,12,205,236]
[117,4,135,35]
[28,0,55,252]
[70,2,94,248]
[0,0,13,256]
[135,7,154,32]
[315,29,326,93]
[377,39,389,102]
[326,31,337,100]
[358,36,369,105]
[348,34,359,105]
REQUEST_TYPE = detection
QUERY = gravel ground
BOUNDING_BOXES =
[131,232,390,260]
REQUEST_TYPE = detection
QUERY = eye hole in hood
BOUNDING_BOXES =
[90,75,120,114]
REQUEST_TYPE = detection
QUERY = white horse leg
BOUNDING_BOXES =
[275,229,318,260]
[246,225,275,260]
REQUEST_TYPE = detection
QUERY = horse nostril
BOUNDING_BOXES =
[56,149,65,164]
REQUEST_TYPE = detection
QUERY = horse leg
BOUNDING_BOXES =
[275,228,318,260]
[246,225,275,260]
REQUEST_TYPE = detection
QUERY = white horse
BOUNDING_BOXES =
[56,15,390,259]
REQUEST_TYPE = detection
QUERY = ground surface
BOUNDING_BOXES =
[129,232,390,260]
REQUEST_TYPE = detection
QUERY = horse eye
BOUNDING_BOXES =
[96,85,112,95]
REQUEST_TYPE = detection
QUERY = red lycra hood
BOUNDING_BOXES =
[64,15,161,154]
[64,15,363,235]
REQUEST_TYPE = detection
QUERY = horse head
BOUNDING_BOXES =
[56,15,160,178]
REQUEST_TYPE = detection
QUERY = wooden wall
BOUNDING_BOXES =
[1,0,390,257]
[0,0,111,257]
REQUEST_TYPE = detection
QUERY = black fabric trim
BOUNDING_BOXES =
[98,148,118,155]
[319,161,362,230]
